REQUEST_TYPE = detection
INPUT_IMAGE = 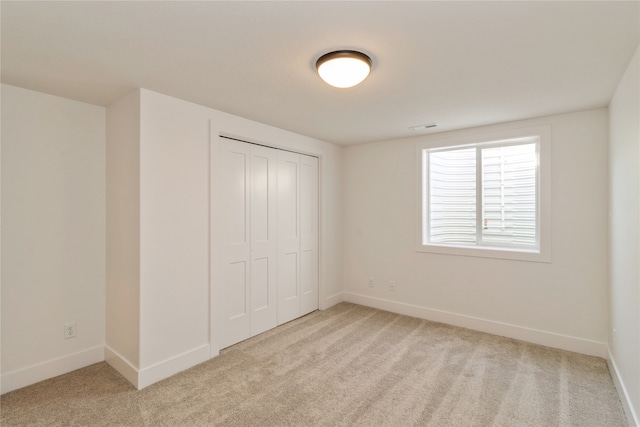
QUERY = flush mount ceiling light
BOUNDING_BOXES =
[316,50,372,88]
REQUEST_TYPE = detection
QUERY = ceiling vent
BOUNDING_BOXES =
[409,123,438,131]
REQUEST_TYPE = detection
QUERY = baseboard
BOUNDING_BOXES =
[1,345,104,395]
[607,347,639,427]
[343,292,607,358]
[104,345,140,389]
[321,292,344,310]
[138,344,210,390]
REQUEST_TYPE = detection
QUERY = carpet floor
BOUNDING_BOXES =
[0,303,628,426]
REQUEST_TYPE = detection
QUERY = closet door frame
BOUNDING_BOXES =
[210,130,321,356]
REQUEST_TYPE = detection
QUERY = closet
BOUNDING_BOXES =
[213,136,319,350]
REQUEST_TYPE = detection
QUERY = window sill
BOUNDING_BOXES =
[416,242,551,263]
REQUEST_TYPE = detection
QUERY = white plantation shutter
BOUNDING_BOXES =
[481,143,537,247]
[428,148,476,244]
[424,138,538,250]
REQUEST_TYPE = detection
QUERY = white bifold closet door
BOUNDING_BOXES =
[215,138,278,349]
[277,150,319,325]
[214,137,318,350]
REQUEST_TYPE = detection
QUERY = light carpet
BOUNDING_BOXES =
[1,303,628,426]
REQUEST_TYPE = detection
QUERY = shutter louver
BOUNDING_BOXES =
[428,148,476,244]
[481,143,537,247]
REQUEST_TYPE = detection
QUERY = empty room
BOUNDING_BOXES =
[1,1,639,426]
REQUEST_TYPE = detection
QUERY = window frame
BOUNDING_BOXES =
[415,125,551,263]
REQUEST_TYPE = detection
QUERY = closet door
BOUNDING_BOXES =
[249,145,278,336]
[214,139,278,349]
[215,138,251,349]
[300,155,319,316]
[277,150,301,324]
[214,138,319,348]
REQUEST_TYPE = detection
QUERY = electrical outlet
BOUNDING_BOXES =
[368,277,375,288]
[64,322,76,339]
[389,281,396,292]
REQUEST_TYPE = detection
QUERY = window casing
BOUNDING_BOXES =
[416,126,551,262]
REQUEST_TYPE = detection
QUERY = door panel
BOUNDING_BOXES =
[277,151,301,324]
[281,252,298,300]
[251,155,269,242]
[250,145,277,336]
[250,257,269,311]
[228,261,248,319]
[300,155,319,315]
[227,151,248,244]
[215,139,251,349]
[301,250,316,297]
[279,160,298,239]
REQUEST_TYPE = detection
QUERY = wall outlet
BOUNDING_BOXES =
[64,322,76,339]
[368,277,375,288]
[389,281,396,292]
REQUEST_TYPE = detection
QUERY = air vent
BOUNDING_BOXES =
[409,123,438,131]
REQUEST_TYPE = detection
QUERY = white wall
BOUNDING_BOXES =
[609,44,640,425]
[137,90,211,380]
[1,84,106,393]
[105,90,141,385]
[343,108,610,356]
[105,89,343,389]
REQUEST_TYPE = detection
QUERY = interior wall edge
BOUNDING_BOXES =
[343,292,607,358]
[105,342,211,391]
[607,347,640,427]
[104,345,140,390]
[1,345,104,395]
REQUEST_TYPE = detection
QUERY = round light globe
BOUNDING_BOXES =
[316,51,371,88]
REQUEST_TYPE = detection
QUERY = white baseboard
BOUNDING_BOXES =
[344,292,607,358]
[1,345,104,395]
[104,345,140,389]
[321,292,344,310]
[607,347,639,427]
[105,343,211,390]
[138,344,210,389]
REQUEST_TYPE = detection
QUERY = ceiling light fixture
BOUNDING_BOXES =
[316,50,372,88]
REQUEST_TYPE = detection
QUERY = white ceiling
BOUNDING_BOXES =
[2,1,639,146]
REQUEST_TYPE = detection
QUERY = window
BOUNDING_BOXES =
[416,125,551,262]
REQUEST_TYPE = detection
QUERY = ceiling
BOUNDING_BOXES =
[2,1,639,146]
